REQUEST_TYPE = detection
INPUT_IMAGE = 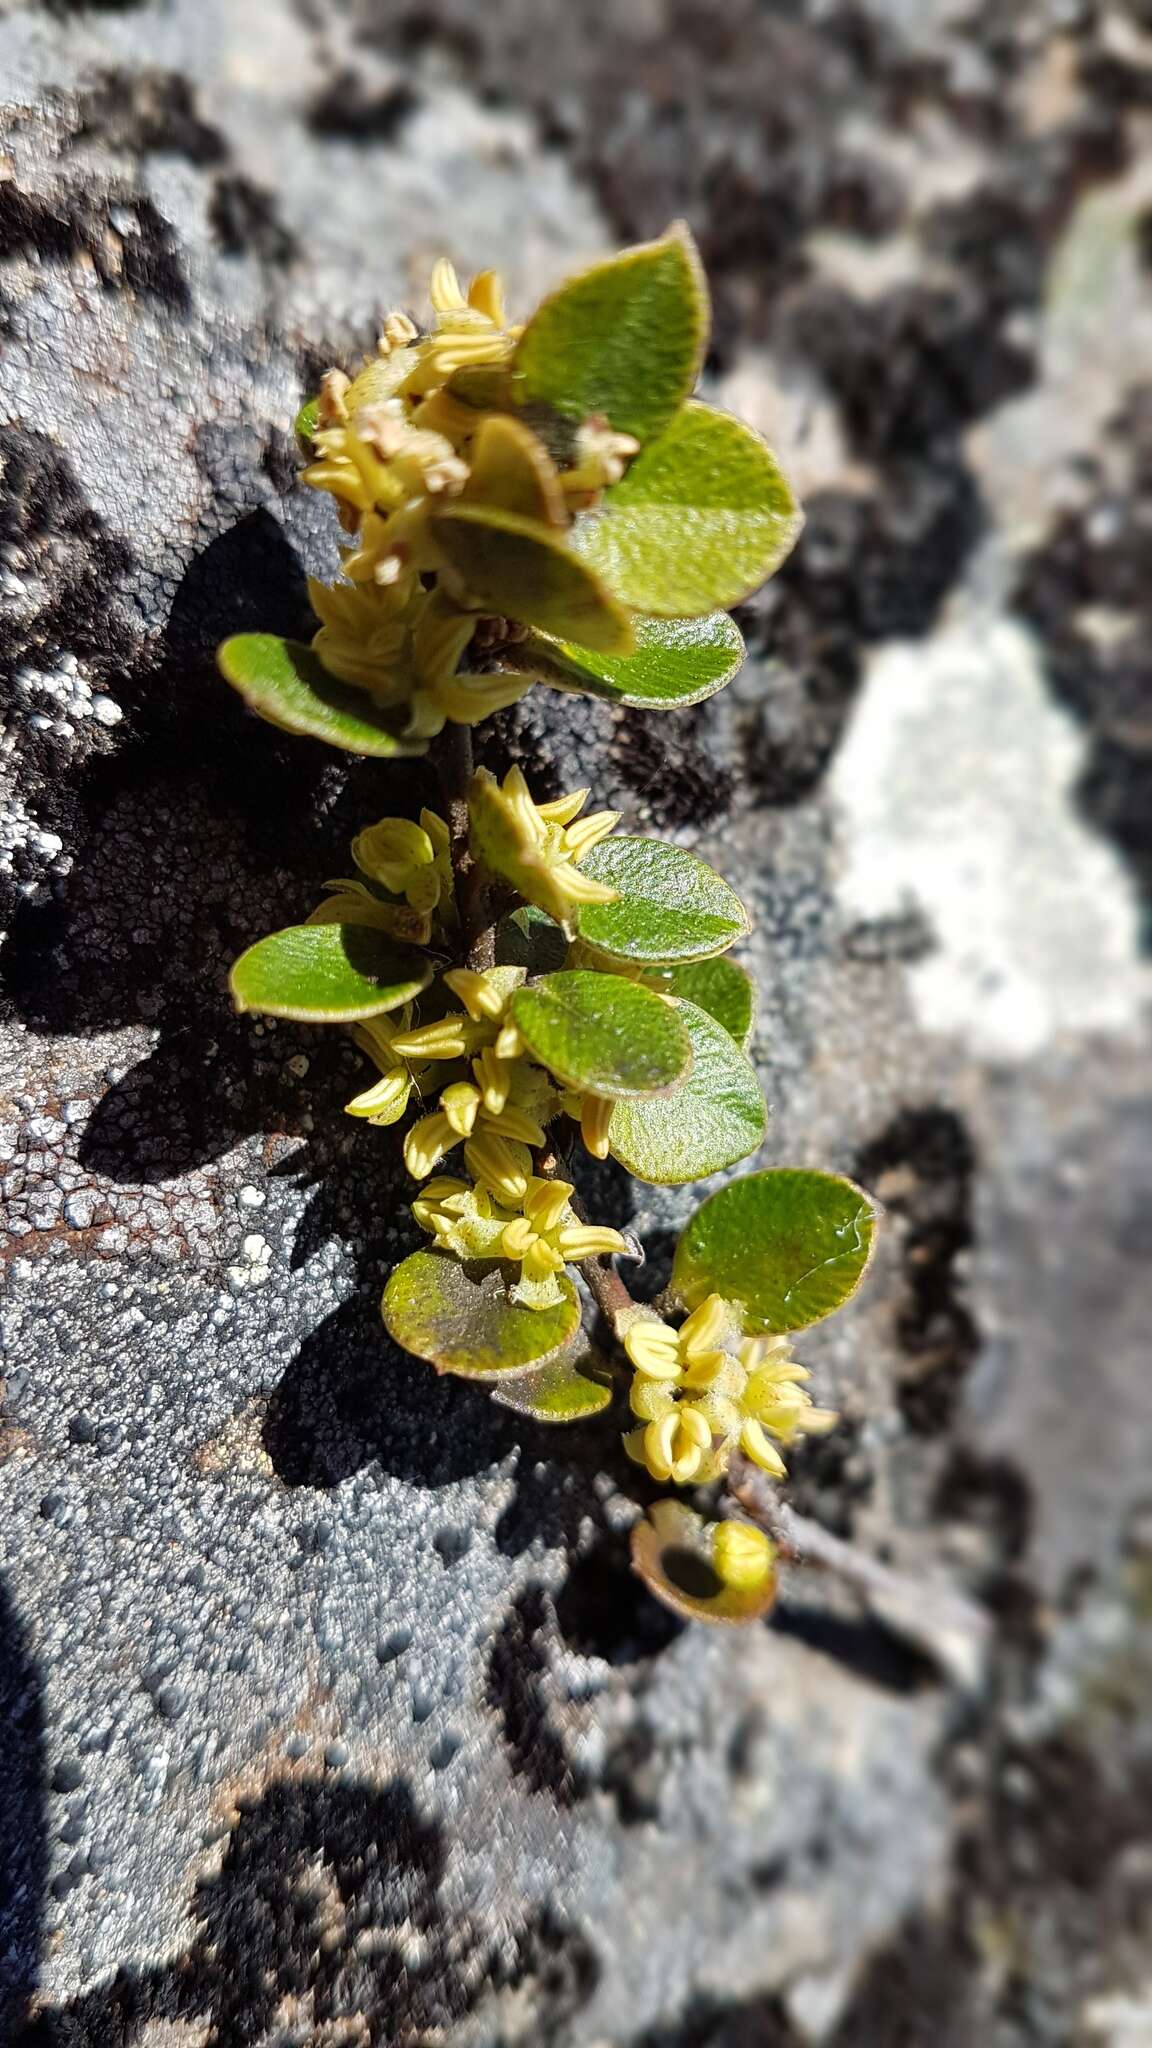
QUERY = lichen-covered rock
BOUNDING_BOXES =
[2,3,1152,2045]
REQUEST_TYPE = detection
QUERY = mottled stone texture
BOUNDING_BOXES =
[1,3,1151,2044]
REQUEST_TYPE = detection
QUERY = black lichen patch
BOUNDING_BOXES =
[209,175,299,265]
[308,70,421,142]
[1013,382,1152,942]
[0,181,189,312]
[68,69,227,165]
[855,1107,979,1435]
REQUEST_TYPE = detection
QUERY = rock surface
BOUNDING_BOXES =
[1,2,1151,2044]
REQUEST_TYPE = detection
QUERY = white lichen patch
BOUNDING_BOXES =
[829,616,1152,1059]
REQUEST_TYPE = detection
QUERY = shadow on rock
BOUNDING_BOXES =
[3,508,436,1185]
[18,1772,597,2046]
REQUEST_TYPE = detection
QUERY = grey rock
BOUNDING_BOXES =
[2,2,1151,2046]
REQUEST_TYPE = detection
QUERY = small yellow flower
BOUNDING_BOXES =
[307,576,417,701]
[469,766,620,932]
[410,1175,509,1260]
[344,1010,424,1128]
[499,1176,629,1309]
[641,1403,714,1486]
[352,810,451,916]
[398,263,519,396]
[403,1111,457,1180]
[712,1520,775,1594]
[568,1089,615,1161]
[623,1293,734,1385]
[463,1132,533,1205]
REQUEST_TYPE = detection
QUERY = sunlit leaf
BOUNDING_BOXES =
[656,958,755,1048]
[672,1168,878,1334]
[608,999,765,1184]
[462,413,565,528]
[524,609,744,709]
[509,971,692,1099]
[513,223,708,443]
[431,505,635,654]
[382,1250,580,1378]
[577,838,749,966]
[489,1334,614,1420]
[570,400,802,616]
[230,922,431,1022]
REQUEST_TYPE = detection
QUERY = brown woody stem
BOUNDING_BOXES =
[432,723,495,972]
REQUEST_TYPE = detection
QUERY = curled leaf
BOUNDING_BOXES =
[631,1501,778,1626]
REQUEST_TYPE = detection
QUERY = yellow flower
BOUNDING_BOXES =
[712,1520,775,1594]
[307,575,418,701]
[468,766,620,932]
[352,810,452,917]
[344,1010,424,1128]
[499,1176,629,1310]
[410,1175,509,1260]
[623,1293,735,1385]
[622,1317,837,1489]
[398,263,520,396]
[736,1334,838,1476]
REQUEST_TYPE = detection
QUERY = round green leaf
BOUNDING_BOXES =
[513,223,708,443]
[490,1337,613,1421]
[382,1249,579,1379]
[570,400,802,616]
[218,635,426,758]
[524,609,744,709]
[673,1168,878,1334]
[509,971,692,1100]
[608,1000,765,1184]
[230,922,431,1022]
[657,958,755,1048]
[577,838,749,966]
[430,505,634,655]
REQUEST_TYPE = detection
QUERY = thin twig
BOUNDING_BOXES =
[533,1144,638,1335]
[431,723,495,971]
[728,1452,991,1693]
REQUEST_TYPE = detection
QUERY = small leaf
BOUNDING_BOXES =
[295,395,320,450]
[462,414,565,528]
[382,1249,579,1378]
[490,1335,614,1421]
[431,505,635,655]
[218,635,426,757]
[577,838,749,966]
[657,958,755,1048]
[570,400,802,616]
[509,971,692,1099]
[524,609,744,709]
[513,224,707,443]
[496,905,569,976]
[608,999,765,1184]
[230,923,431,1022]
[631,1501,779,1627]
[673,1168,878,1334]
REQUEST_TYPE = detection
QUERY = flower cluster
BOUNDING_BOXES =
[468,765,619,932]
[622,1294,838,1485]
[296,258,645,742]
